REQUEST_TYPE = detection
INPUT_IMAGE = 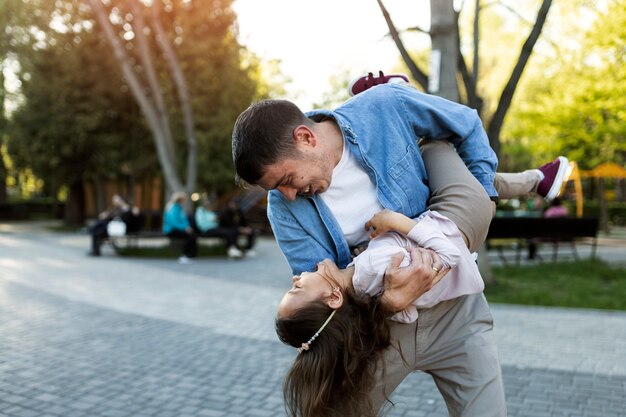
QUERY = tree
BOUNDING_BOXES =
[377,0,553,154]
[85,0,266,198]
[312,70,352,109]
[0,0,25,205]
[86,0,192,195]
[5,0,267,222]
[377,0,554,284]
[502,0,626,169]
[168,2,267,194]
[0,64,7,205]
[8,23,155,223]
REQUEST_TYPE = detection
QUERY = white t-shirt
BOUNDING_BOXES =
[320,141,383,247]
[320,141,483,321]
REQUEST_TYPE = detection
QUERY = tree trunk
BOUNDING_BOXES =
[151,1,198,196]
[64,179,85,226]
[86,0,184,193]
[376,0,428,90]
[95,177,106,214]
[128,0,177,161]
[599,178,609,234]
[472,0,480,87]
[378,0,552,153]
[486,0,553,155]
[457,0,483,112]
[0,152,7,206]
[0,63,7,205]
[429,0,459,102]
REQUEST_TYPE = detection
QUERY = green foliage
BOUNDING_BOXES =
[3,0,270,201]
[162,0,267,194]
[458,1,530,116]
[486,259,626,310]
[581,200,626,226]
[312,69,352,110]
[7,24,155,191]
[501,0,626,170]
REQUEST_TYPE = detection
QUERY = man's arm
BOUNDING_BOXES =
[391,85,498,199]
[380,247,448,312]
[267,193,338,275]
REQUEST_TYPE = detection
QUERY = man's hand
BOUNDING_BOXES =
[380,247,449,312]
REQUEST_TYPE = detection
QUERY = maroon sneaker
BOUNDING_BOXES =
[536,156,569,201]
[348,71,410,96]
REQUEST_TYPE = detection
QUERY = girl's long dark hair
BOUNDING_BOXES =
[275,292,392,417]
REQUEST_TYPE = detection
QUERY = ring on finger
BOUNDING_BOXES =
[432,266,440,272]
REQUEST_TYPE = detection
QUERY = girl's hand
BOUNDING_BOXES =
[365,209,414,238]
[365,209,396,238]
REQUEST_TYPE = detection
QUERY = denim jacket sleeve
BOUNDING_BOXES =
[267,192,346,275]
[391,85,498,198]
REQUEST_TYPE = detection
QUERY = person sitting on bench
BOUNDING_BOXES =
[163,191,197,264]
[88,194,140,256]
[194,197,243,259]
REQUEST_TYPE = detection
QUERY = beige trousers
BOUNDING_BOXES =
[372,293,507,417]
[370,140,509,416]
[495,171,542,200]
[422,140,541,252]
[420,140,495,253]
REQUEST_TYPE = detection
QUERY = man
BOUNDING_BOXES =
[232,83,505,416]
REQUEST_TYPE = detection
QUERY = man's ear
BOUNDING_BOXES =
[293,125,316,148]
[325,288,344,310]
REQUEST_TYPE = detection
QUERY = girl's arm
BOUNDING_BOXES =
[364,210,462,312]
[365,209,461,269]
[365,209,417,238]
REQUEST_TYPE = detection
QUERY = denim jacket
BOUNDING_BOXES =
[267,84,498,275]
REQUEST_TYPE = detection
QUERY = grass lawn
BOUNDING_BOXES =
[485,259,626,311]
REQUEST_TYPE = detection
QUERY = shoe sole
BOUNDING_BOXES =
[347,77,361,97]
[545,156,569,201]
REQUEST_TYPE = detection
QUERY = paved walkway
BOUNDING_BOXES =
[1,221,625,417]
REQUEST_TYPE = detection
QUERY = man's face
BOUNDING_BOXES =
[257,149,334,201]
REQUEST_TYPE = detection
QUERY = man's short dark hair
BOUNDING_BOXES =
[232,99,313,185]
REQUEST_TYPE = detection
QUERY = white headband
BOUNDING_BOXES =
[297,310,337,353]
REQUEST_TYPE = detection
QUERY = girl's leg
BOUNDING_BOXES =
[496,156,569,200]
[420,140,495,253]
[494,171,542,199]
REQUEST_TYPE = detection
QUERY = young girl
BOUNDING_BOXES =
[275,140,569,417]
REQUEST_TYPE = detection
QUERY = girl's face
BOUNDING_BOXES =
[278,259,345,318]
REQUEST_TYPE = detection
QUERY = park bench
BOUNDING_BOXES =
[99,210,225,254]
[485,216,599,265]
[104,231,225,254]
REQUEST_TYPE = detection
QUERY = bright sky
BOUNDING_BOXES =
[232,0,430,109]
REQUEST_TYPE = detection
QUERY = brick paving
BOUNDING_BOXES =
[1,222,625,417]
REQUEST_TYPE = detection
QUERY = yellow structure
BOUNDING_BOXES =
[561,162,626,219]
[561,161,584,218]
[581,162,626,179]
[579,162,626,232]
